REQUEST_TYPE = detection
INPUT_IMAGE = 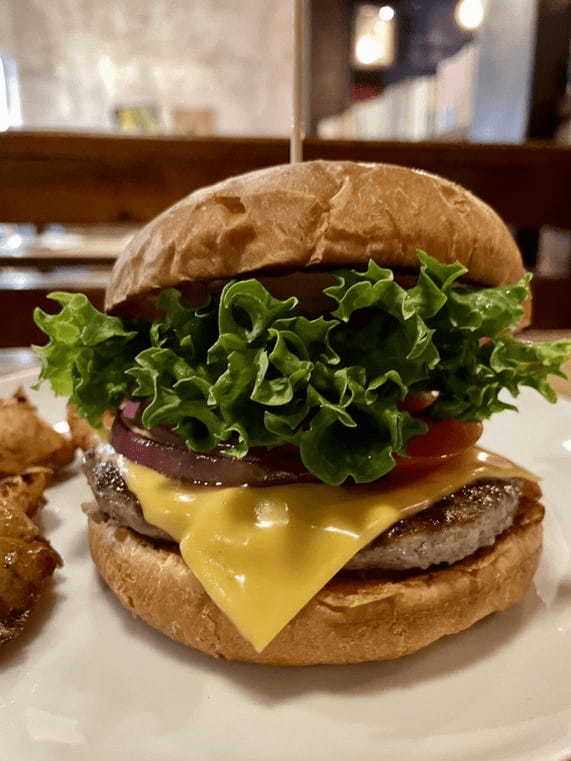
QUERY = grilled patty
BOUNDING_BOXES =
[84,445,524,571]
[344,478,522,570]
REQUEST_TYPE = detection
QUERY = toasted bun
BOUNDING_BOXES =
[106,161,526,315]
[87,494,543,666]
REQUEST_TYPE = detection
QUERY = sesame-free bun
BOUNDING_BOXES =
[106,161,526,315]
[87,493,543,666]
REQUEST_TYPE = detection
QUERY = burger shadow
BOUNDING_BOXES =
[100,573,544,705]
[48,463,80,486]
[33,502,64,533]
[552,579,571,607]
[212,593,544,704]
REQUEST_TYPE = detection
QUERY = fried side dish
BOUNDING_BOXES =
[67,404,100,451]
[0,468,52,515]
[0,389,75,475]
[0,390,77,646]
[0,502,62,643]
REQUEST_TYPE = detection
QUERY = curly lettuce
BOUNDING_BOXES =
[33,252,571,485]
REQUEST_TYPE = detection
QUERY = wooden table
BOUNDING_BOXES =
[0,248,119,267]
[2,133,570,230]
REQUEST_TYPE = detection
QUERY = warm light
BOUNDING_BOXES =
[355,33,384,65]
[454,0,484,31]
[378,5,395,22]
[353,3,396,69]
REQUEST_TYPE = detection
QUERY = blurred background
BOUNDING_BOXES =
[0,0,291,136]
[2,0,570,142]
[0,0,570,364]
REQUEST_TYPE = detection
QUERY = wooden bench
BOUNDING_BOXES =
[1,132,570,346]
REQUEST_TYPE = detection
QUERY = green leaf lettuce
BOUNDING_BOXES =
[33,254,571,485]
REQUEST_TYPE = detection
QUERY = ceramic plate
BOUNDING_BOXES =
[2,369,571,761]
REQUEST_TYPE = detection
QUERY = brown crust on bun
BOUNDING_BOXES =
[87,493,543,666]
[106,161,526,316]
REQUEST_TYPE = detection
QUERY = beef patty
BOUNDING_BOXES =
[84,445,525,572]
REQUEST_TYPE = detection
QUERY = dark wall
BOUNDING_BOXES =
[527,0,571,139]
[349,0,473,94]
[310,0,570,141]
[309,0,353,132]
[381,0,472,85]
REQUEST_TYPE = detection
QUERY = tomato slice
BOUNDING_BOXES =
[395,418,483,471]
[397,392,438,414]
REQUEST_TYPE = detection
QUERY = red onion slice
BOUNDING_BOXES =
[121,400,142,421]
[119,405,190,449]
[110,416,316,487]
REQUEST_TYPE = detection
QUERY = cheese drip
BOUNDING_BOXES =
[122,448,537,652]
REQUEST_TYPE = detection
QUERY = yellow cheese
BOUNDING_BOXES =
[122,448,536,652]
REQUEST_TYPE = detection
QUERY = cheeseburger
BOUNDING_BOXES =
[35,161,570,665]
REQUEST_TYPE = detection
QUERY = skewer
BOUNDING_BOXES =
[290,0,305,163]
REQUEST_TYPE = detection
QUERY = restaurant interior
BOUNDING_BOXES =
[1,0,570,371]
[3,4,571,757]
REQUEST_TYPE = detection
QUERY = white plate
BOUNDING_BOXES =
[2,369,571,761]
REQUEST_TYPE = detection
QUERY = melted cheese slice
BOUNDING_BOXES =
[122,448,537,652]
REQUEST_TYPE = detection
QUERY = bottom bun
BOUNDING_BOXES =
[87,495,544,666]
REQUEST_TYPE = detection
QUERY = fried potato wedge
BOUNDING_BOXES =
[0,390,74,475]
[67,405,100,451]
[0,390,73,646]
[0,468,52,515]
[0,503,62,644]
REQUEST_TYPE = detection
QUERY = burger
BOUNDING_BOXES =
[34,161,570,665]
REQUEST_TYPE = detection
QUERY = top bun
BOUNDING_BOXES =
[106,160,526,314]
